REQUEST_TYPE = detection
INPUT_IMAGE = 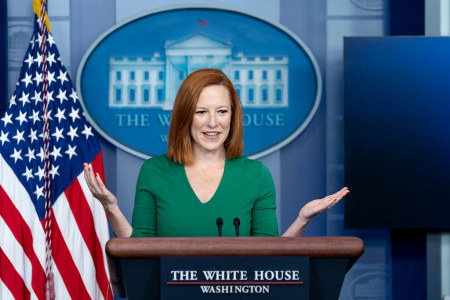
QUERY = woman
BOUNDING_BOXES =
[84,68,348,238]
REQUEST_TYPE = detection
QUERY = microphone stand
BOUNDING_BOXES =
[233,217,240,237]
[216,217,223,237]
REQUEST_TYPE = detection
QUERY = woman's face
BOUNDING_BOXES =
[190,85,232,156]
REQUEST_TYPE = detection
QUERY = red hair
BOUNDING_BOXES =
[167,68,243,164]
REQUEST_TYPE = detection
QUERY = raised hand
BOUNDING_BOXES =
[83,163,118,210]
[282,187,349,237]
[83,163,132,237]
[298,187,350,223]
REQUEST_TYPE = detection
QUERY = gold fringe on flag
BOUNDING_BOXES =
[33,0,51,32]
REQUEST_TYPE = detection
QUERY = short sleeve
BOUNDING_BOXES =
[251,163,279,236]
[130,160,157,237]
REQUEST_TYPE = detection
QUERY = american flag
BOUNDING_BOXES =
[0,3,110,299]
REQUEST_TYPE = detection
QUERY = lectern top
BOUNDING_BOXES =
[106,236,364,259]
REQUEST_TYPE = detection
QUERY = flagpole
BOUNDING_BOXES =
[33,0,55,299]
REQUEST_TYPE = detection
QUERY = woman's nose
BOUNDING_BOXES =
[207,114,218,127]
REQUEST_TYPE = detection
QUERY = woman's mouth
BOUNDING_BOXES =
[203,132,220,138]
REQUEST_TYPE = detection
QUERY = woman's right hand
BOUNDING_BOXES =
[83,163,133,237]
[83,163,117,211]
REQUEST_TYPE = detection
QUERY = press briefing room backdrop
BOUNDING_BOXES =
[2,0,450,299]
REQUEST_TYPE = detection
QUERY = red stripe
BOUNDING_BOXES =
[0,185,46,300]
[0,248,31,300]
[92,153,108,220]
[91,152,105,183]
[64,177,109,299]
[50,211,91,299]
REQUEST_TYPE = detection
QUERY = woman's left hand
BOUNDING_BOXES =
[298,187,350,223]
[282,187,349,237]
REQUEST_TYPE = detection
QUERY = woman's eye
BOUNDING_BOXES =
[196,111,206,114]
[218,110,228,114]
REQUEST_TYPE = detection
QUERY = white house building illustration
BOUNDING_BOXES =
[108,32,289,109]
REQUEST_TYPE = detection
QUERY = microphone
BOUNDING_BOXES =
[216,217,223,237]
[233,217,240,237]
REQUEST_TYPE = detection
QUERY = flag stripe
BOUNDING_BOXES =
[0,156,47,267]
[82,153,111,298]
[50,261,71,299]
[0,248,30,300]
[0,277,16,300]
[53,189,99,299]
[50,210,91,299]
[64,178,109,299]
[83,152,110,269]
[0,215,38,300]
[0,186,46,299]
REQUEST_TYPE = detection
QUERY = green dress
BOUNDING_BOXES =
[130,155,279,237]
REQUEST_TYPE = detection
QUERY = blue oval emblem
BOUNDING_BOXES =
[77,6,321,159]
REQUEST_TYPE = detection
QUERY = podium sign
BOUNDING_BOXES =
[105,237,365,299]
[161,256,309,299]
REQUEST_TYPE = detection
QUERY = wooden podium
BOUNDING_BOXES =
[106,237,364,299]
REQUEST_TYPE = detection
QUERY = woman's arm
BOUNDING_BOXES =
[282,187,349,236]
[83,163,132,237]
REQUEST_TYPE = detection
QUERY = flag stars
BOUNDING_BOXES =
[30,35,35,49]
[29,110,40,125]
[43,109,53,122]
[8,94,17,107]
[0,131,9,146]
[39,130,49,141]
[69,89,78,103]
[15,111,29,126]
[21,72,33,87]
[47,34,55,47]
[52,127,65,143]
[10,148,23,163]
[25,147,36,162]
[24,53,34,68]
[54,108,66,122]
[12,129,25,144]
[81,124,94,140]
[69,107,80,123]
[56,89,68,104]
[34,165,45,181]
[34,52,44,67]
[57,70,68,85]
[46,52,56,67]
[1,112,13,126]
[31,91,42,105]
[22,167,34,182]
[36,147,45,162]
[50,146,63,160]
[46,90,54,103]
[65,144,77,159]
[49,164,60,179]
[33,185,44,199]
[67,126,79,141]
[3,18,103,207]
[28,128,38,143]
[18,92,31,106]
[46,71,56,86]
[36,17,42,29]
[33,71,43,86]
[36,32,45,51]
[38,131,46,141]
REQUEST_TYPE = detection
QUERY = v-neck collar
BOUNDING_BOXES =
[182,159,228,205]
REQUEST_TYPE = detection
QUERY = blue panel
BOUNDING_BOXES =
[344,37,450,229]
[389,0,424,35]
